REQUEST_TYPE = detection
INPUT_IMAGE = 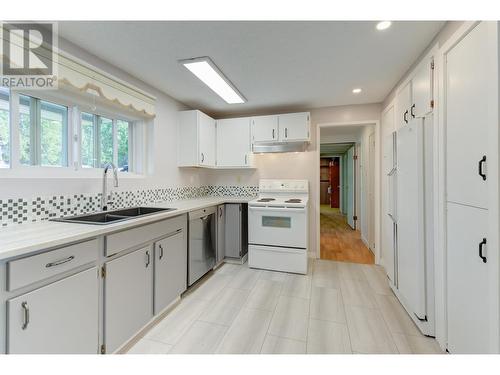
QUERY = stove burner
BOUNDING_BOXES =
[257,198,276,202]
[285,199,302,203]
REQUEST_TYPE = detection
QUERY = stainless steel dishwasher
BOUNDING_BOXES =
[188,206,216,286]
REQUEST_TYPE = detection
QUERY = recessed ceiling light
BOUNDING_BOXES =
[376,21,392,31]
[352,88,362,94]
[180,56,246,104]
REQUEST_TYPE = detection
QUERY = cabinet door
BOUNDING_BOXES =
[396,81,411,130]
[154,231,187,314]
[411,59,433,118]
[216,117,251,167]
[251,115,278,143]
[216,204,226,264]
[104,246,153,353]
[447,202,489,353]
[7,268,98,354]
[198,111,216,166]
[446,22,489,209]
[278,112,310,141]
[224,204,241,258]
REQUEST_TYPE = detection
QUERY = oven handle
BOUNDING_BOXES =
[248,206,306,213]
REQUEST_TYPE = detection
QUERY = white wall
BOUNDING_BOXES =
[207,103,381,257]
[0,36,210,200]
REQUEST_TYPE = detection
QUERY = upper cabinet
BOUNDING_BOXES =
[251,115,279,143]
[396,58,434,129]
[178,110,216,167]
[216,117,252,168]
[251,112,310,144]
[278,112,310,141]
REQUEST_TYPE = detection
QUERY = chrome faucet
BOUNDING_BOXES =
[101,162,119,211]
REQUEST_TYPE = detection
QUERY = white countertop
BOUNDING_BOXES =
[0,196,255,261]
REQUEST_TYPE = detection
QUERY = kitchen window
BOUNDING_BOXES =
[19,94,69,167]
[80,112,132,171]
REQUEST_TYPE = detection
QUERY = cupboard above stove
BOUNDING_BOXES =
[177,110,311,168]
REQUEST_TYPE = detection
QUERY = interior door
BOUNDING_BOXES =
[396,119,426,319]
[330,158,340,208]
[346,146,355,229]
[105,246,153,353]
[154,231,187,315]
[278,112,309,141]
[382,131,397,283]
[216,117,251,167]
[368,133,376,249]
[446,22,489,209]
[251,115,278,143]
[7,268,98,354]
[447,202,489,353]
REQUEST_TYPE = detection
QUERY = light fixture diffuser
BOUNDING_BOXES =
[180,57,246,104]
[352,88,362,94]
[376,21,392,31]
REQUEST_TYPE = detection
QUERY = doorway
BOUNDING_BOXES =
[318,124,377,264]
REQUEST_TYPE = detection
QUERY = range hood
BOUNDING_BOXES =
[252,141,308,154]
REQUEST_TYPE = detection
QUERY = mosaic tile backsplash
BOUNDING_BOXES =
[0,185,258,227]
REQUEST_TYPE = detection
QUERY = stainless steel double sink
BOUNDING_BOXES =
[51,206,176,225]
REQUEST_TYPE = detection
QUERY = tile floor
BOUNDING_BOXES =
[127,259,443,354]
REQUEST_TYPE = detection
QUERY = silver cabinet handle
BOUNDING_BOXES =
[46,255,75,268]
[219,207,223,217]
[146,251,151,268]
[285,128,288,138]
[21,302,29,330]
[244,154,248,165]
[159,244,164,260]
[201,153,205,163]
[272,129,275,139]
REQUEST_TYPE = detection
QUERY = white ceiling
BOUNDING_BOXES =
[58,21,445,117]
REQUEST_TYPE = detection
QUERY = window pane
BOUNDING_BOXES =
[81,112,96,168]
[99,116,113,167]
[40,100,68,166]
[116,120,129,171]
[0,88,10,168]
[19,95,33,165]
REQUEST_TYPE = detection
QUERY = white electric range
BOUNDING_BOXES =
[248,179,309,274]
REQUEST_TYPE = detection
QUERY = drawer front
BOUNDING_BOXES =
[7,239,98,292]
[105,214,187,257]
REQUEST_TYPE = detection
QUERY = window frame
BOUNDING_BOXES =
[0,88,146,179]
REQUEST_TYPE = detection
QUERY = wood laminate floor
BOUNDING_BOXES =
[126,260,442,354]
[320,205,375,264]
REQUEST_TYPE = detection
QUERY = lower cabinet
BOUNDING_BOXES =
[104,246,153,353]
[216,204,226,264]
[7,268,98,354]
[154,230,187,314]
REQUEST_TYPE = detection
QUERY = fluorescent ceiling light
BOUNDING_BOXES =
[352,88,362,94]
[180,57,246,104]
[376,21,392,31]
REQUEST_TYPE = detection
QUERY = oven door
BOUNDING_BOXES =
[248,206,307,249]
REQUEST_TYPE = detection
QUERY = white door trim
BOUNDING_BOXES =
[316,120,381,264]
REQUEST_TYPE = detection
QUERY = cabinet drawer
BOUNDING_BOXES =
[105,214,186,257]
[7,239,98,292]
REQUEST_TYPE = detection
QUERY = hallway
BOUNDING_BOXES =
[320,205,374,264]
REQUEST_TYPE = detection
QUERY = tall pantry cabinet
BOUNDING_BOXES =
[443,21,499,353]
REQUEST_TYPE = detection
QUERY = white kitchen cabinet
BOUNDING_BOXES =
[412,58,433,118]
[7,268,98,354]
[251,115,279,143]
[278,112,310,141]
[216,117,251,167]
[396,81,412,129]
[447,202,489,353]
[178,110,216,167]
[446,22,489,210]
[443,21,499,354]
[216,204,226,264]
[154,230,187,315]
[104,246,153,353]
[224,204,248,260]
